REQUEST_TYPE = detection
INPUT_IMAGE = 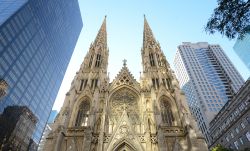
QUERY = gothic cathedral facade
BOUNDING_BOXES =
[44,16,208,151]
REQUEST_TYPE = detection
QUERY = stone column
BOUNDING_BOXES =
[97,92,108,151]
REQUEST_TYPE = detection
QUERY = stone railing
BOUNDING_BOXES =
[160,126,186,136]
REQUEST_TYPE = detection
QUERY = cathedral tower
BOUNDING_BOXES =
[44,16,208,151]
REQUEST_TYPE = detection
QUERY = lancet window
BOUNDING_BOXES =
[89,54,93,67]
[91,79,98,89]
[149,53,155,66]
[79,79,88,91]
[152,78,159,89]
[156,53,162,66]
[160,100,174,126]
[75,100,90,126]
[95,53,101,67]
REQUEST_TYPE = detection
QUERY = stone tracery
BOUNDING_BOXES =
[110,88,140,124]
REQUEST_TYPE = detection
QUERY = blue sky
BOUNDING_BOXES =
[52,0,250,111]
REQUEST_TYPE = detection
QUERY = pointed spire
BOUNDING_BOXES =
[92,16,107,49]
[143,15,157,49]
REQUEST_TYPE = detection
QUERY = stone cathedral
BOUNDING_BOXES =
[43,16,208,151]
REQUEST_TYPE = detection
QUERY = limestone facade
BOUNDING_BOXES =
[43,16,208,151]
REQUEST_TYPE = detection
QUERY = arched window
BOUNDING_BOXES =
[95,53,101,67]
[149,53,155,66]
[75,100,90,126]
[156,53,161,66]
[160,100,174,126]
[89,54,93,67]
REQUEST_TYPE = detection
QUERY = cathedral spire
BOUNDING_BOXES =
[141,16,171,73]
[92,16,107,50]
[143,15,157,49]
[81,16,109,71]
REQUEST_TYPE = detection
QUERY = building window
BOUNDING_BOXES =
[156,53,161,66]
[234,141,239,150]
[246,131,250,141]
[84,79,88,88]
[160,100,174,126]
[91,79,94,89]
[89,54,93,67]
[79,79,84,91]
[95,54,101,67]
[156,78,159,89]
[231,132,234,138]
[235,127,239,134]
[75,100,90,127]
[149,53,155,66]
[241,122,246,129]
[166,78,171,89]
[229,144,233,150]
[162,79,166,88]
[239,137,244,145]
[247,116,250,124]
[152,78,159,89]
[152,78,156,89]
[94,79,98,88]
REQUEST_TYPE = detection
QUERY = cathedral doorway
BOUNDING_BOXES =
[114,142,136,151]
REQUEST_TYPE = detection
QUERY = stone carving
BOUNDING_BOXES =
[150,135,157,144]
[43,16,208,151]
[110,88,140,124]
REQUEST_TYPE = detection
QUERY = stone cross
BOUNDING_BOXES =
[123,59,127,66]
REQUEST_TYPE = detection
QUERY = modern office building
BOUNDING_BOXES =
[233,33,250,70]
[0,0,82,148]
[209,79,250,150]
[174,42,245,144]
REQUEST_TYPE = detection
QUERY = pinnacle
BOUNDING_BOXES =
[92,16,107,49]
[143,16,157,49]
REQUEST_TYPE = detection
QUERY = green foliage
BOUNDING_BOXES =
[211,144,233,151]
[205,0,250,39]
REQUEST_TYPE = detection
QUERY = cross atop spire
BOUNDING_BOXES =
[143,15,157,49]
[123,59,127,67]
[92,16,107,49]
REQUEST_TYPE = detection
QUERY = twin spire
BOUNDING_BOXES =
[143,15,158,49]
[92,15,156,51]
[92,16,107,50]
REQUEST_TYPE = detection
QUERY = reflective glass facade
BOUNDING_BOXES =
[0,0,82,146]
[0,0,28,26]
[174,42,245,144]
[47,110,58,124]
[233,33,250,70]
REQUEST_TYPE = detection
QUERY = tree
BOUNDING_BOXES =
[211,144,233,151]
[205,0,250,39]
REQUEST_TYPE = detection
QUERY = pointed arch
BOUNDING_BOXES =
[148,118,152,132]
[95,53,101,67]
[112,139,138,151]
[99,99,104,112]
[160,99,174,126]
[94,117,101,133]
[75,100,90,126]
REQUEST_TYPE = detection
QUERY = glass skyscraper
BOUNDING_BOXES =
[233,33,250,70]
[0,0,82,148]
[174,42,244,144]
